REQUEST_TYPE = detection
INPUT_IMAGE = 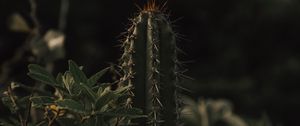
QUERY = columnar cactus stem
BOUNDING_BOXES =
[119,1,180,125]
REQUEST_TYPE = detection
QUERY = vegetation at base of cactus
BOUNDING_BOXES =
[0,60,145,126]
[119,1,182,125]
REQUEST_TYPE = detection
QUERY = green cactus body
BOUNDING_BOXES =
[119,4,180,125]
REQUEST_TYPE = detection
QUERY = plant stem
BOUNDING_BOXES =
[29,0,40,33]
[114,117,121,126]
[7,86,26,126]
[47,112,58,126]
[58,0,69,32]
[35,120,47,126]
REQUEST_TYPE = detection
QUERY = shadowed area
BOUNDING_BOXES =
[0,0,300,125]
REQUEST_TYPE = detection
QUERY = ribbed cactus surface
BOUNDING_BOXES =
[119,2,180,125]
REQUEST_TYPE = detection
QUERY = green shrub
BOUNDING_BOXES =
[1,60,145,126]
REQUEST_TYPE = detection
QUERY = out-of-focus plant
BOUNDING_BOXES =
[0,0,66,84]
[181,98,272,126]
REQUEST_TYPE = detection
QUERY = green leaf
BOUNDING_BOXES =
[62,72,82,96]
[95,91,119,110]
[114,85,132,95]
[68,60,88,84]
[99,83,113,88]
[96,87,103,97]
[28,64,52,78]
[71,83,82,96]
[100,108,145,118]
[27,73,57,87]
[94,83,113,93]
[87,67,110,87]
[30,96,55,108]
[28,64,58,86]
[56,72,63,87]
[56,99,86,114]
[80,83,97,102]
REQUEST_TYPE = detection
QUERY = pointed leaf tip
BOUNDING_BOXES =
[68,60,88,84]
[87,67,110,87]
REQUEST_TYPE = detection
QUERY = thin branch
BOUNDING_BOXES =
[114,117,121,126]
[35,120,47,126]
[48,114,57,126]
[58,0,69,32]
[29,0,40,33]
[24,94,33,125]
[7,86,26,126]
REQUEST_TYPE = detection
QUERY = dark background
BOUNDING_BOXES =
[1,0,300,125]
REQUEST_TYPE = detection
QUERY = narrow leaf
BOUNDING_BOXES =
[80,83,97,101]
[30,96,55,108]
[28,73,57,87]
[87,67,110,87]
[95,91,119,110]
[96,87,103,97]
[56,99,86,114]
[94,83,113,92]
[62,71,80,96]
[114,85,132,95]
[28,64,58,86]
[56,73,63,87]
[28,64,53,78]
[68,60,88,83]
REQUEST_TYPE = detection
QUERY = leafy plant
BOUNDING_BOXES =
[1,60,145,126]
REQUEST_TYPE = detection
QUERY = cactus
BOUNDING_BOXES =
[119,1,181,125]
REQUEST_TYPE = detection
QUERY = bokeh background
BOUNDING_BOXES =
[1,0,300,125]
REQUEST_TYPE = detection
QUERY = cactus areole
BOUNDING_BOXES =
[119,1,180,125]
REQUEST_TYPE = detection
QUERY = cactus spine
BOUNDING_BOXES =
[119,1,180,125]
